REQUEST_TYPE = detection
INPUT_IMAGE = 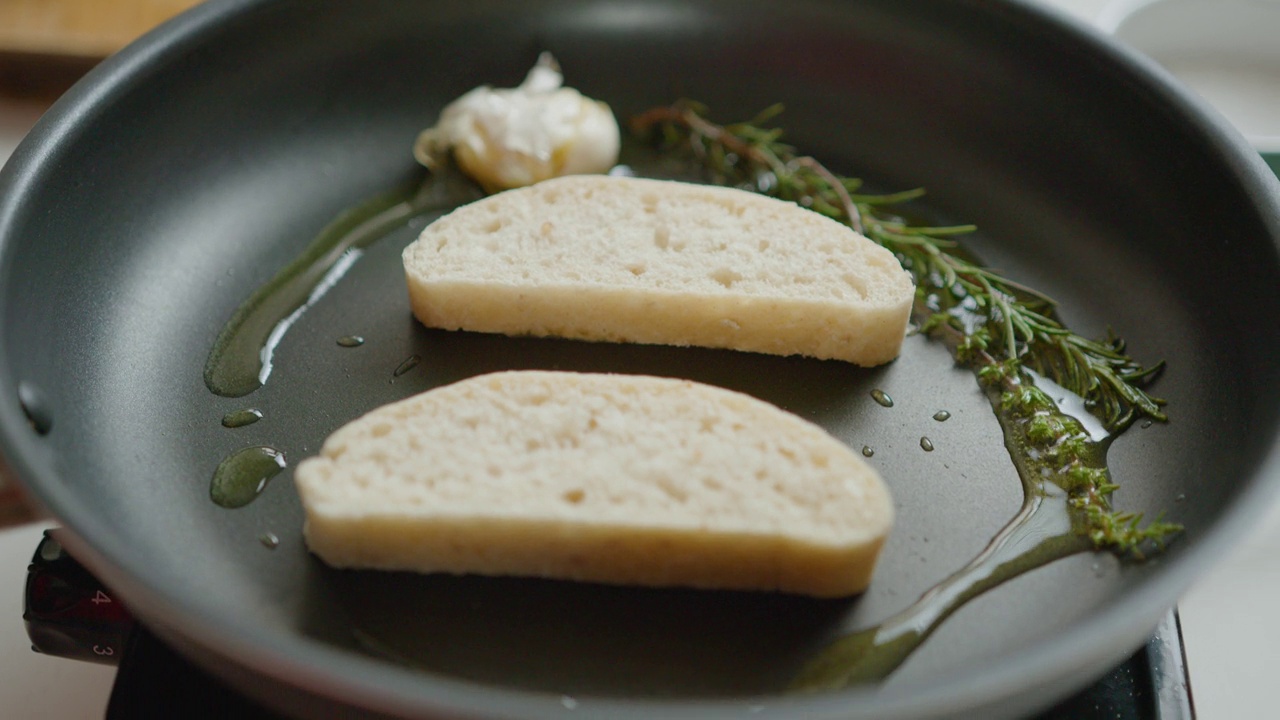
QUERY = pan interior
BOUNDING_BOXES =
[2,0,1279,713]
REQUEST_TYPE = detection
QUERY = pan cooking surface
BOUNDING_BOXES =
[2,1,1279,717]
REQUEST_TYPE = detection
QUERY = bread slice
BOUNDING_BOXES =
[402,175,914,366]
[295,371,893,597]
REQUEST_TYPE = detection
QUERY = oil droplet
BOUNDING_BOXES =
[870,389,894,408]
[259,532,280,549]
[1175,493,1186,503]
[861,446,875,458]
[932,410,951,422]
[210,446,287,509]
[16,381,52,435]
[221,408,263,428]
[1141,420,1153,429]
[920,437,934,452]
[337,335,365,348]
[393,355,421,377]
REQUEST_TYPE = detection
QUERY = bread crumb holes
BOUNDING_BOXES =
[843,273,868,298]
[653,225,670,249]
[709,267,742,288]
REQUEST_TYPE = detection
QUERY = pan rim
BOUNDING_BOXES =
[2,0,1280,717]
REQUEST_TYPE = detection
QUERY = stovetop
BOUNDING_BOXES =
[23,530,1195,720]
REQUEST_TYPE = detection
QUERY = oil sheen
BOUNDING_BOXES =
[210,446,287,509]
[791,374,1102,689]
[202,172,481,398]
[221,408,263,428]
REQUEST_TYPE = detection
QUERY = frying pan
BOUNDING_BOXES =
[2,0,1279,718]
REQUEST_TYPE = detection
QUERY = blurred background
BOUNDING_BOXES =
[0,0,1276,718]
[0,0,199,57]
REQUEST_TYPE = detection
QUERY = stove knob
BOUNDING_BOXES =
[24,530,133,665]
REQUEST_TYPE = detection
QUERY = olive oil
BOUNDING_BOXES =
[210,446,287,509]
[221,408,263,428]
[793,374,1104,689]
[203,172,480,398]
[393,355,421,378]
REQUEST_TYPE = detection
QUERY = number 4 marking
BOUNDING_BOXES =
[90,590,111,605]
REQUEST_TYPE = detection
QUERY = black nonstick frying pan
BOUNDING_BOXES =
[2,1,1280,718]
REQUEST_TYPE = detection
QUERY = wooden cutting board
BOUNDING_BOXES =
[0,0,202,58]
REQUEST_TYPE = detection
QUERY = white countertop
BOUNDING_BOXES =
[1,1,1278,717]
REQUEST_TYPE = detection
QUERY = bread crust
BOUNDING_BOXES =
[304,515,888,599]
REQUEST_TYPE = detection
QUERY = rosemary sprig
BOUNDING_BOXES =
[631,101,1166,432]
[631,101,1178,556]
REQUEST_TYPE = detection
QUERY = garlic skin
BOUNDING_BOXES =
[415,54,620,192]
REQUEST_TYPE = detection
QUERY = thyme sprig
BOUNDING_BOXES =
[630,101,1166,433]
[631,101,1179,556]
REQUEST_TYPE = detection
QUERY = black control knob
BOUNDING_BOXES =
[24,530,133,665]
